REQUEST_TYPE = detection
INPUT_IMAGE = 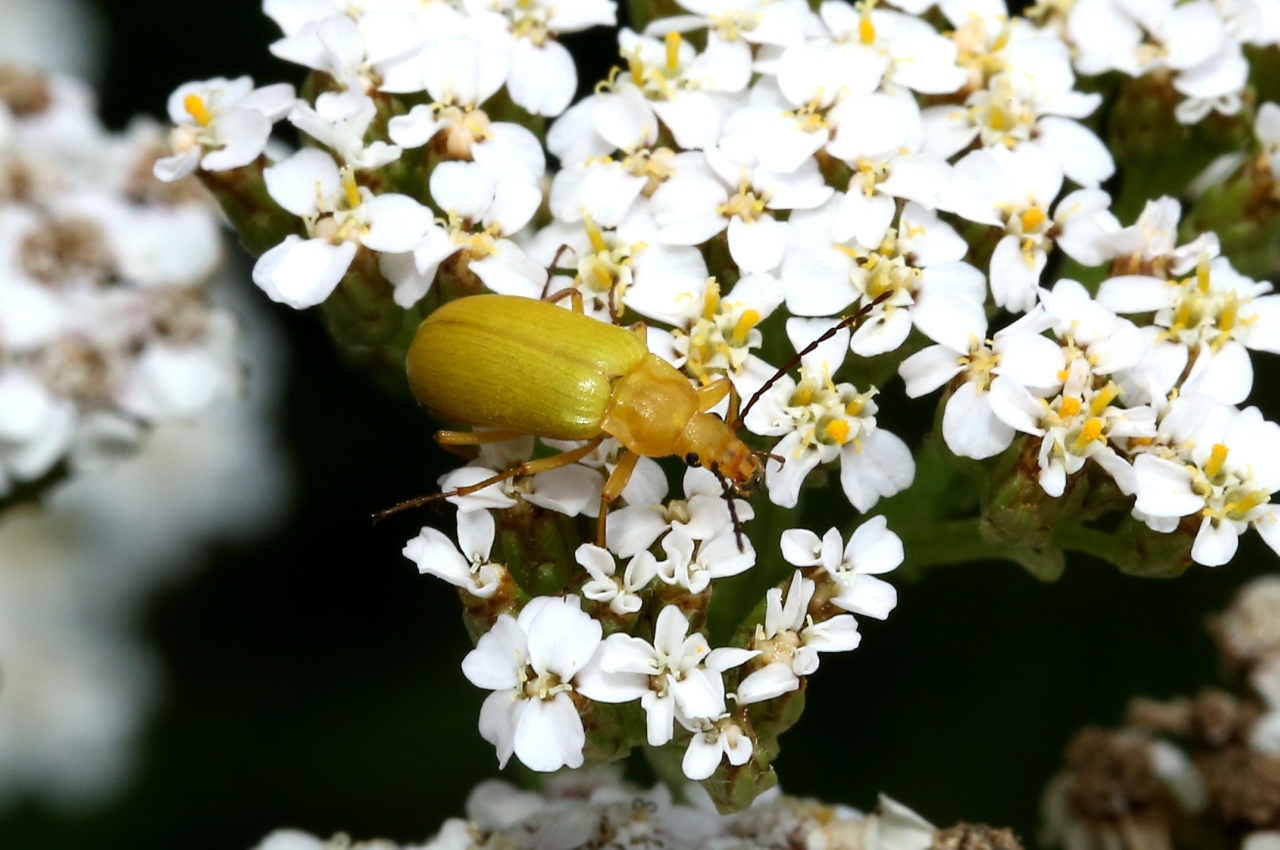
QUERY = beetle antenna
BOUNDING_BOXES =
[733,290,893,429]
[371,493,445,524]
[540,243,575,298]
[710,463,746,553]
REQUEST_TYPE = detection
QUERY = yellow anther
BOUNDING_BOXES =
[733,309,761,345]
[1072,418,1103,452]
[845,398,864,417]
[1205,443,1229,479]
[988,106,1009,132]
[792,384,815,406]
[1196,253,1212,294]
[665,32,683,75]
[184,93,213,127]
[1089,382,1120,416]
[1058,396,1081,418]
[1020,205,1046,232]
[1225,491,1267,518]
[825,419,851,444]
[342,170,362,209]
[702,280,721,321]
[583,214,609,254]
[859,14,876,44]
[1220,296,1238,333]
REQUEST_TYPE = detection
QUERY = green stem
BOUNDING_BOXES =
[899,518,1066,582]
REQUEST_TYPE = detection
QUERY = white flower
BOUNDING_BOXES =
[154,76,295,181]
[405,161,543,308]
[576,605,755,745]
[782,198,986,358]
[653,528,755,594]
[681,711,754,781]
[1098,254,1280,405]
[736,570,860,705]
[462,595,602,771]
[403,509,506,598]
[577,543,656,615]
[438,435,606,518]
[253,148,434,308]
[780,517,904,619]
[1132,397,1280,566]
[745,318,915,509]
[605,466,755,559]
[288,89,400,170]
[898,307,1065,460]
[651,145,830,275]
[521,209,707,324]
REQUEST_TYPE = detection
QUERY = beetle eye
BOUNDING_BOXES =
[685,453,700,467]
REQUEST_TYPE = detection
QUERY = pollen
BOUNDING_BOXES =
[1058,396,1082,418]
[825,419,851,444]
[1020,205,1046,232]
[183,94,213,127]
[1206,443,1229,479]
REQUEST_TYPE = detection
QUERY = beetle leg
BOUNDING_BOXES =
[543,287,585,314]
[597,449,640,548]
[695,376,733,413]
[435,429,525,446]
[372,437,604,524]
[628,322,647,347]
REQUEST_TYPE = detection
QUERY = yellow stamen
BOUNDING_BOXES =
[184,94,213,127]
[702,279,721,321]
[583,214,608,254]
[1205,443,1229,479]
[825,419,850,444]
[845,398,864,417]
[1225,491,1267,518]
[1072,418,1103,453]
[733,309,761,345]
[342,171,362,209]
[1020,206,1046,232]
[1089,384,1120,416]
[1058,396,1082,418]
[859,13,876,43]
[1196,253,1212,294]
[665,32,682,75]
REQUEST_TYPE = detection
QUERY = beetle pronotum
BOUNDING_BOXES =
[378,290,890,550]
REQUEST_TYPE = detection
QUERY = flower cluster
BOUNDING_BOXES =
[0,64,242,507]
[252,769,1018,850]
[1043,577,1280,850]
[156,0,1280,811]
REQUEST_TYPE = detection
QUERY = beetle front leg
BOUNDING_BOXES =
[543,287,585,314]
[597,449,640,548]
[695,376,733,414]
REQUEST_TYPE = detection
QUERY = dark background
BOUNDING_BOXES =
[0,1,1275,847]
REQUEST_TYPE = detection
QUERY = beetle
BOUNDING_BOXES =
[389,292,759,546]
[380,289,891,549]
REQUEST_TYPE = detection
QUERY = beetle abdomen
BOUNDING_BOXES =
[407,295,649,441]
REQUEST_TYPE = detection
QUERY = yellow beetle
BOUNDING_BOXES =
[401,293,760,547]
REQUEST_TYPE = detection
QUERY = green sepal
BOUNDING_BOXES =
[198,158,304,258]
